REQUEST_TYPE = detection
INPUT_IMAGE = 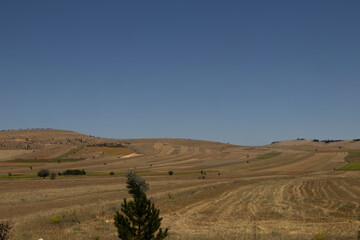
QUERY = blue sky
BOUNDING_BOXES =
[1,1,359,145]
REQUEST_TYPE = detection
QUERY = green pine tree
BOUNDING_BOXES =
[114,171,168,240]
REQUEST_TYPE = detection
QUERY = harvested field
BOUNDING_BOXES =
[84,147,133,155]
[1,130,360,239]
[0,150,32,161]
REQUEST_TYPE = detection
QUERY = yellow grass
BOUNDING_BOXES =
[0,150,32,161]
[226,144,239,148]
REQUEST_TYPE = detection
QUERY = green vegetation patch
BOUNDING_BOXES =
[346,152,360,158]
[0,174,37,178]
[258,152,281,159]
[53,147,83,160]
[338,161,360,171]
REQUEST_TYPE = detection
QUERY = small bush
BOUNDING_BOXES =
[93,234,100,240]
[0,221,11,240]
[168,171,173,176]
[168,193,174,199]
[62,169,86,175]
[50,172,57,180]
[70,209,80,223]
[109,172,115,175]
[7,173,11,177]
[313,232,327,240]
[50,215,62,224]
[38,169,50,179]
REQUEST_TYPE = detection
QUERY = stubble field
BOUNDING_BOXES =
[0,129,359,239]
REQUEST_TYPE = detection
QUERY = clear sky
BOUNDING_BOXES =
[1,1,359,145]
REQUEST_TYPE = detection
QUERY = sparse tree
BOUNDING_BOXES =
[114,171,168,240]
[37,169,50,179]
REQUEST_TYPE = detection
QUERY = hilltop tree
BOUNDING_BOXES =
[114,171,168,240]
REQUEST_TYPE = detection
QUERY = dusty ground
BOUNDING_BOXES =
[0,129,359,239]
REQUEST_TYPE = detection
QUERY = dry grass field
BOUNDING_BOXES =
[1,129,360,239]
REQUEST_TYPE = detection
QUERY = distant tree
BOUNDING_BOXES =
[114,171,168,239]
[37,169,50,179]
[168,171,173,176]
[110,172,115,175]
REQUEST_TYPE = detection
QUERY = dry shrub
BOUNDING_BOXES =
[0,222,11,240]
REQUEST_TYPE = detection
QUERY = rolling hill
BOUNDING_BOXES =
[0,129,359,239]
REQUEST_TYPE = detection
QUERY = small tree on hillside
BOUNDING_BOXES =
[114,171,168,240]
[37,169,50,179]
